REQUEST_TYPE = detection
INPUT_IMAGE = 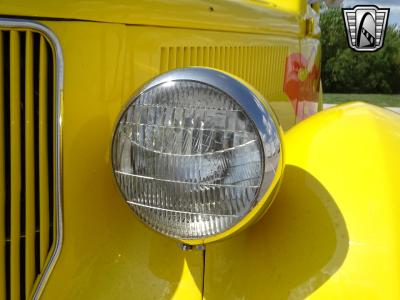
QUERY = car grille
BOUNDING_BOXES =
[160,45,289,99]
[0,26,56,299]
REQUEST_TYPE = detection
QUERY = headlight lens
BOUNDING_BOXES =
[112,68,282,242]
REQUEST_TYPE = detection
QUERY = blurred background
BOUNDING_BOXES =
[321,0,400,108]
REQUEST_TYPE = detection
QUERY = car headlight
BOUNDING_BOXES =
[111,67,283,244]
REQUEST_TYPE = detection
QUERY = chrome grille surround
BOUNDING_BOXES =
[0,18,63,300]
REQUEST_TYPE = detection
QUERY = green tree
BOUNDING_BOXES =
[320,8,400,93]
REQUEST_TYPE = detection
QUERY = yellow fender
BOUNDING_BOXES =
[205,102,400,299]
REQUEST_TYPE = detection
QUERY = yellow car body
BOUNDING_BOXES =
[0,1,399,299]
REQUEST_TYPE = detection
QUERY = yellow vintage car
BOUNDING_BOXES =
[0,0,400,299]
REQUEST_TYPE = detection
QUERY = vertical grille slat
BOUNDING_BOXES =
[0,30,6,300]
[160,45,289,100]
[9,30,21,300]
[3,30,10,300]
[38,36,49,270]
[0,23,58,300]
[24,31,35,296]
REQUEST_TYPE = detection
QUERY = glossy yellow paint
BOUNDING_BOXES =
[1,1,397,299]
[257,0,306,15]
[39,21,206,300]
[204,102,400,299]
[0,1,323,298]
[296,103,400,299]
[36,12,302,297]
[0,30,5,300]
[10,30,21,300]
[159,44,298,130]
[25,30,37,293]
[0,0,305,36]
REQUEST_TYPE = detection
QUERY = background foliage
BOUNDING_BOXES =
[320,9,400,93]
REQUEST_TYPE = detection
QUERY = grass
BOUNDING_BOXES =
[323,94,400,107]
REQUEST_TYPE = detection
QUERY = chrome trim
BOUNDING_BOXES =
[0,18,64,300]
[112,67,282,241]
[128,67,281,209]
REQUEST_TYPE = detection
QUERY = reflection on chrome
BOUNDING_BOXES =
[112,68,281,241]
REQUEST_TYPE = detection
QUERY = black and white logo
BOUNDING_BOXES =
[343,5,390,52]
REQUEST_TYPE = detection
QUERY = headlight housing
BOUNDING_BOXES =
[112,67,283,244]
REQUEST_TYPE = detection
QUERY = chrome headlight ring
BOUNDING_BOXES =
[111,67,283,244]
